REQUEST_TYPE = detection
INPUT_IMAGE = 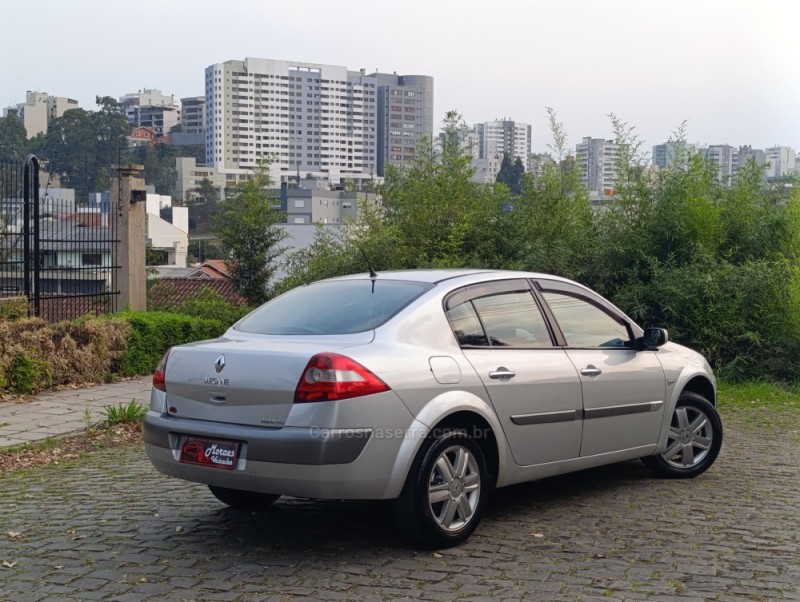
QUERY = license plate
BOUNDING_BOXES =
[179,437,240,470]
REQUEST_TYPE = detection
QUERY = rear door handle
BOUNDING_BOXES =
[489,367,516,381]
[580,364,603,377]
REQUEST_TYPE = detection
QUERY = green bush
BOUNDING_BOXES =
[8,353,51,394]
[613,256,800,382]
[0,297,29,321]
[0,317,129,395]
[167,288,251,326]
[115,311,226,376]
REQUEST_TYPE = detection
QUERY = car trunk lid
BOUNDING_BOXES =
[163,333,372,428]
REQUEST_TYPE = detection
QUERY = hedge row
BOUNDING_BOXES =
[0,312,227,395]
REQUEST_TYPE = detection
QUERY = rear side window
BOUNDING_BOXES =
[446,291,552,348]
[234,279,434,335]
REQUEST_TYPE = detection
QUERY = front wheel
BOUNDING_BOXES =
[642,391,722,478]
[394,429,490,548]
[208,485,280,510]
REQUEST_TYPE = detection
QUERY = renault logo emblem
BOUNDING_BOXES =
[214,354,226,373]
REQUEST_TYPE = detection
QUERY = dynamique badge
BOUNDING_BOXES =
[214,354,226,373]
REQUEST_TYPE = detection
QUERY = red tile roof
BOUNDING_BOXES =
[148,278,247,309]
[191,259,230,280]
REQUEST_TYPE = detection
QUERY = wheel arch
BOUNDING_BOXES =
[681,375,716,406]
[384,391,509,498]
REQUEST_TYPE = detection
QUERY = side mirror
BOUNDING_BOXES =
[641,327,668,349]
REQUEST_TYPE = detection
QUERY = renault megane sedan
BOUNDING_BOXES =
[143,269,722,547]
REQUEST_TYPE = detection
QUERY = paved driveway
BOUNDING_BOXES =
[1,416,798,602]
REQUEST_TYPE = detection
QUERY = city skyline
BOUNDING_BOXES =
[2,0,798,155]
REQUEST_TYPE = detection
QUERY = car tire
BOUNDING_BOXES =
[642,391,723,478]
[394,429,490,548]
[208,485,280,510]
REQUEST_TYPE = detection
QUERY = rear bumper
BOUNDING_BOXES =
[143,411,408,499]
[143,412,371,465]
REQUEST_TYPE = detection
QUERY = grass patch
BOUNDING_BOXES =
[717,380,800,433]
[103,400,147,426]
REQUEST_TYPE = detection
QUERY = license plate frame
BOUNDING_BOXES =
[179,436,240,470]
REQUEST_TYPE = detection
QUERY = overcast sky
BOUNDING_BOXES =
[2,0,798,155]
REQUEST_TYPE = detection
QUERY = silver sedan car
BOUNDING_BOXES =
[143,269,722,547]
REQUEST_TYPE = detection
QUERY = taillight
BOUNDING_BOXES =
[295,353,390,403]
[153,350,170,392]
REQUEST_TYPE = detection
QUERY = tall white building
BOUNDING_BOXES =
[464,119,531,184]
[576,137,619,194]
[765,146,796,178]
[475,120,531,165]
[206,58,376,184]
[205,57,432,185]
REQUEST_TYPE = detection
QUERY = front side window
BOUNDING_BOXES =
[542,292,630,348]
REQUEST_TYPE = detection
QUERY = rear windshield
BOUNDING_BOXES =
[234,279,434,335]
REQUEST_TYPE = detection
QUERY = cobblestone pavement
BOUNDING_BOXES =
[1,417,798,602]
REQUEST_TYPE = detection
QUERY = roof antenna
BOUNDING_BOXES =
[360,247,377,279]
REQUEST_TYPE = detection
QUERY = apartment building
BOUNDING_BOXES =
[204,57,433,184]
[458,119,531,184]
[702,144,736,185]
[171,96,206,146]
[732,145,767,182]
[175,157,252,203]
[276,183,377,225]
[374,73,434,176]
[652,141,696,170]
[3,91,80,138]
[576,137,619,194]
[528,153,556,178]
[119,89,181,138]
[475,120,531,164]
[765,146,796,178]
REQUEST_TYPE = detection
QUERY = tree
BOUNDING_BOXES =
[495,153,525,195]
[493,109,595,279]
[38,96,130,194]
[132,143,204,197]
[186,177,222,232]
[378,111,503,269]
[0,112,29,163]
[214,159,287,305]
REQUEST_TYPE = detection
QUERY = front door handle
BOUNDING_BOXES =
[580,364,603,377]
[489,367,516,381]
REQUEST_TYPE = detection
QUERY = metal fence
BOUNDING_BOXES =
[0,156,120,321]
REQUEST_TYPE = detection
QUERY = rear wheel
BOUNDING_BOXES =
[208,485,280,510]
[394,429,490,548]
[642,391,722,478]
